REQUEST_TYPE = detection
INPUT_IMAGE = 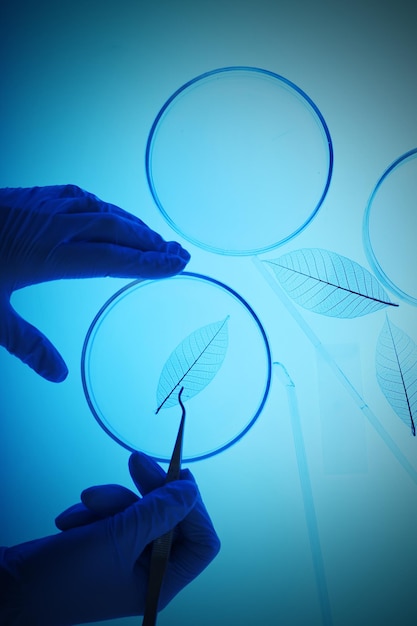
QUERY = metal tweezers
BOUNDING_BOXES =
[142,387,186,626]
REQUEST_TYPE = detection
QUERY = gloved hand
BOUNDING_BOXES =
[0,452,220,625]
[0,185,191,382]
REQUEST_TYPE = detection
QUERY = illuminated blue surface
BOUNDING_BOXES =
[1,1,417,625]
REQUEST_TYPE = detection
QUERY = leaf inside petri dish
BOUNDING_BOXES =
[156,316,230,413]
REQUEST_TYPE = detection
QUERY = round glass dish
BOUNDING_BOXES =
[146,66,333,256]
[81,273,272,462]
[363,148,417,306]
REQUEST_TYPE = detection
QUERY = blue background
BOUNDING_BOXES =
[1,1,417,624]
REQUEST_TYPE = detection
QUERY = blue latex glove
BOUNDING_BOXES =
[0,185,190,382]
[0,452,220,625]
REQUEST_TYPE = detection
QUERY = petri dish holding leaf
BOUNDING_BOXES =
[81,273,272,462]
[146,66,333,256]
[363,148,417,306]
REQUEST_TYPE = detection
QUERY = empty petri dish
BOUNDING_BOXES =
[81,273,272,462]
[146,66,333,256]
[363,148,417,306]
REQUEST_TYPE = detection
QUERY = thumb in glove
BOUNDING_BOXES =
[0,296,68,381]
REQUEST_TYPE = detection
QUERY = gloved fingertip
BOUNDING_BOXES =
[21,336,69,382]
[179,468,195,482]
[129,450,148,464]
[24,354,68,382]
[35,357,68,383]
[4,307,69,382]
[128,450,166,489]
[81,484,139,514]
[166,241,191,263]
[50,362,69,382]
[181,249,191,263]
[129,450,160,472]
[55,503,93,530]
[163,255,190,277]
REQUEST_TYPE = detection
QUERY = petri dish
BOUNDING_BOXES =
[146,66,333,256]
[363,148,417,306]
[81,272,272,462]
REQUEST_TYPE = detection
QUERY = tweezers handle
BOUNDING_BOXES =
[142,530,174,626]
[142,388,186,626]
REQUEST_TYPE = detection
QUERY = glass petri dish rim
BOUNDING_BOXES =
[81,271,273,462]
[363,147,417,307]
[145,65,334,256]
